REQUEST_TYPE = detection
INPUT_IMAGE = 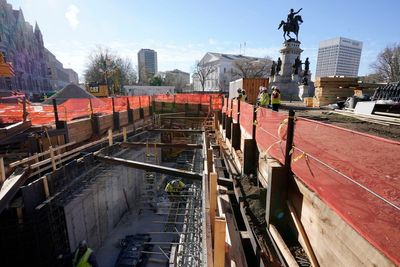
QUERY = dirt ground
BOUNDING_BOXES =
[281,102,400,141]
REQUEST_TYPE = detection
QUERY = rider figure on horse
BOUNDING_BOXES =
[287,8,302,28]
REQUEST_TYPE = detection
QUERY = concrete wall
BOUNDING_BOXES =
[63,148,145,251]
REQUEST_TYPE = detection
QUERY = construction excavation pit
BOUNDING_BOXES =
[0,94,399,267]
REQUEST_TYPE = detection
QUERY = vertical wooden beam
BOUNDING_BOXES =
[52,98,59,124]
[269,224,299,267]
[207,148,213,175]
[22,97,27,122]
[0,157,5,182]
[284,110,295,170]
[89,98,94,118]
[210,172,217,237]
[123,127,127,142]
[265,159,286,225]
[108,128,113,146]
[43,176,50,198]
[49,146,56,171]
[225,117,232,140]
[287,200,319,267]
[16,207,23,224]
[231,123,241,150]
[213,217,226,267]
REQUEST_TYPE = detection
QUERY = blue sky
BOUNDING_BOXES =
[8,0,400,81]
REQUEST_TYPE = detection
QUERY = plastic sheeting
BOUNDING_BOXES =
[291,118,400,265]
[232,99,239,123]
[255,107,287,164]
[239,101,254,138]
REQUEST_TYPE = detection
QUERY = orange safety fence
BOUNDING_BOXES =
[222,97,228,114]
[0,103,24,124]
[128,96,141,109]
[0,94,223,125]
[211,95,223,110]
[255,107,287,164]
[29,104,55,125]
[153,95,174,103]
[291,117,400,265]
[239,101,254,138]
[232,99,239,123]
[140,95,150,107]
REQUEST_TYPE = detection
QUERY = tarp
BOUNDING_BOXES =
[291,118,400,265]
[232,99,239,123]
[239,101,254,138]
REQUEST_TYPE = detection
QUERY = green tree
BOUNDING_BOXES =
[149,75,164,86]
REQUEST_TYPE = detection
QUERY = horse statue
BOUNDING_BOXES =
[278,15,303,41]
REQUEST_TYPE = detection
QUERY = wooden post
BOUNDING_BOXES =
[43,176,50,198]
[207,148,213,175]
[210,172,217,237]
[108,128,113,146]
[22,97,27,122]
[52,99,59,124]
[16,207,23,224]
[231,123,241,150]
[89,98,94,118]
[284,110,295,170]
[269,224,299,267]
[49,146,56,171]
[287,200,319,267]
[123,127,127,142]
[265,159,286,225]
[213,217,226,267]
[112,97,116,113]
[0,157,5,182]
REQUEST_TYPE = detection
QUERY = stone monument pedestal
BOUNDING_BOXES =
[269,40,303,101]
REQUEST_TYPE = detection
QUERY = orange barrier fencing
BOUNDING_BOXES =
[232,99,239,123]
[0,94,222,125]
[239,101,254,138]
[255,107,287,164]
[290,118,400,265]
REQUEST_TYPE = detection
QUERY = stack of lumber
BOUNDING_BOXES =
[313,77,359,107]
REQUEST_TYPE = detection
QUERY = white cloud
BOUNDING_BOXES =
[65,4,79,29]
[208,38,217,45]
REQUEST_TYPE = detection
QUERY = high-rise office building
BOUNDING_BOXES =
[315,37,363,77]
[138,49,158,84]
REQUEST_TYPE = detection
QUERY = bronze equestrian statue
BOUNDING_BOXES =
[278,8,303,41]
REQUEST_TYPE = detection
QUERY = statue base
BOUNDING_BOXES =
[269,40,305,101]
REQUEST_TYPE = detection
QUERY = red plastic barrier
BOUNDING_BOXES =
[29,104,55,125]
[153,95,174,103]
[128,96,140,109]
[232,99,239,123]
[175,94,188,104]
[255,107,287,164]
[222,97,228,114]
[239,101,254,138]
[291,118,400,265]
[0,103,23,123]
[211,95,222,110]
[140,96,150,107]
[112,97,128,112]
[227,99,232,118]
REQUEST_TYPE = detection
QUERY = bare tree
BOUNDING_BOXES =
[232,57,272,79]
[84,46,137,95]
[193,61,216,92]
[370,43,400,82]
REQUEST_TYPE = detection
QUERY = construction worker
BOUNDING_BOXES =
[258,88,270,107]
[58,240,98,267]
[271,87,281,111]
[165,179,185,195]
[237,88,248,102]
